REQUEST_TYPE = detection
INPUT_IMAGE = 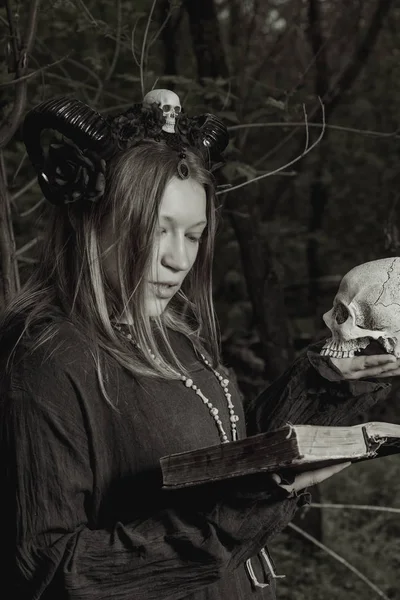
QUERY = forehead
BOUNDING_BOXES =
[159,177,207,225]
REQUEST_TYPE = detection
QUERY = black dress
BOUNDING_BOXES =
[0,319,390,600]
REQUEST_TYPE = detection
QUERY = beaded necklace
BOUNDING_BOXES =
[112,323,239,443]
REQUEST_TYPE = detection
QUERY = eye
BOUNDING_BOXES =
[186,234,202,244]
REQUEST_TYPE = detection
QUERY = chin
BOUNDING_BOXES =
[145,298,169,318]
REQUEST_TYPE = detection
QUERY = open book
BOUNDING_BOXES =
[160,421,400,489]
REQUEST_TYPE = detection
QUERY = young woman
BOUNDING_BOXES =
[0,92,398,600]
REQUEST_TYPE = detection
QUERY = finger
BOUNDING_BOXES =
[290,462,351,491]
[373,367,400,378]
[330,355,397,378]
[346,363,400,379]
[362,354,397,367]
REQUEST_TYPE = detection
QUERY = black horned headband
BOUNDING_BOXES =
[22,88,229,206]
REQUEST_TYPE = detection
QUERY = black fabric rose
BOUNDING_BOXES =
[176,113,228,171]
[44,136,106,205]
[110,103,166,151]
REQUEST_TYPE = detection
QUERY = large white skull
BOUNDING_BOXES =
[142,89,181,133]
[321,257,400,358]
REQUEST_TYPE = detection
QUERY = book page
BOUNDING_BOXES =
[295,425,367,460]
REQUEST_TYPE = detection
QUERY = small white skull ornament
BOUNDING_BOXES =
[321,257,400,358]
[142,89,181,133]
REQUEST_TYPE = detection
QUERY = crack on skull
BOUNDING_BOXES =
[374,258,400,307]
[373,301,400,308]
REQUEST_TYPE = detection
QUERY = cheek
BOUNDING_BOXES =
[148,242,161,275]
[189,244,200,266]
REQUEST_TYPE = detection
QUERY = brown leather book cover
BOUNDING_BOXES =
[160,422,400,489]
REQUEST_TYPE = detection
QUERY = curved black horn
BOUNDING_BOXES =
[23,97,117,167]
[23,97,117,201]
[195,113,229,160]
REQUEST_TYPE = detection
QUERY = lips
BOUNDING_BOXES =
[150,282,179,299]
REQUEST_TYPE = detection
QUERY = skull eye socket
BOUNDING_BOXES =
[162,104,172,111]
[174,106,181,113]
[334,302,349,325]
[356,321,385,331]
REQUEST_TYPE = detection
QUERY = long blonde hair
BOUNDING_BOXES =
[0,141,221,406]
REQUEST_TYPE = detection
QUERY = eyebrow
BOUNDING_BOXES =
[160,215,207,227]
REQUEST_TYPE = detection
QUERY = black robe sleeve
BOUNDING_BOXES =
[246,341,392,435]
[0,362,306,600]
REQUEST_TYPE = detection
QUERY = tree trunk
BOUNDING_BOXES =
[228,205,294,382]
[0,155,20,307]
[306,0,330,312]
[160,0,184,76]
[0,0,42,307]
[183,0,293,379]
[183,0,229,81]
[305,0,393,311]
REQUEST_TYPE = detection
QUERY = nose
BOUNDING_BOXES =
[161,234,191,273]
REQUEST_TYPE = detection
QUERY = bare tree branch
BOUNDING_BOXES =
[326,0,395,117]
[20,197,45,218]
[104,0,122,82]
[217,102,326,196]
[15,236,41,257]
[140,0,158,97]
[307,0,330,103]
[11,151,28,185]
[184,0,229,82]
[0,0,41,148]
[0,55,70,89]
[0,151,20,302]
[73,0,99,27]
[309,502,400,514]
[288,523,391,600]
[229,121,400,139]
[11,176,38,204]
[5,0,20,70]
[131,17,143,69]
[0,0,41,305]
[45,72,133,103]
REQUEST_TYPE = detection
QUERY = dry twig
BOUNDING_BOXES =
[11,176,38,204]
[288,522,391,600]
[140,0,158,97]
[309,502,400,514]
[228,121,399,139]
[217,99,326,196]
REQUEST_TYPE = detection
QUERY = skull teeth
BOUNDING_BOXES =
[320,335,397,358]
[162,123,175,133]
[321,337,370,358]
[320,348,355,358]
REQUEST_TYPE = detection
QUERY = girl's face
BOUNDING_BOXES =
[102,176,207,319]
[146,176,207,317]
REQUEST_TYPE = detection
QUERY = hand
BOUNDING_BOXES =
[330,355,400,380]
[271,461,351,495]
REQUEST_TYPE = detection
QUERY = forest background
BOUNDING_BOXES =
[1,0,400,598]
